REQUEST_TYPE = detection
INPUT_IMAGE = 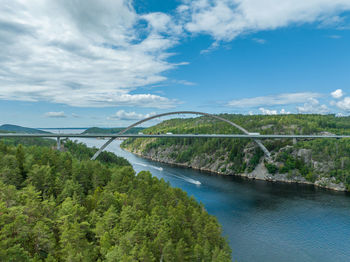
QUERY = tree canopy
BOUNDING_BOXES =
[0,140,231,261]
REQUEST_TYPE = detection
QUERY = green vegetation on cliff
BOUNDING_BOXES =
[122,114,350,191]
[0,139,231,261]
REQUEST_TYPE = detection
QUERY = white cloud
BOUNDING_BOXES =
[228,92,321,108]
[258,108,290,115]
[280,108,291,114]
[108,110,156,121]
[331,89,344,99]
[175,80,197,86]
[0,0,182,108]
[141,12,182,35]
[259,108,277,115]
[1,0,349,111]
[45,111,67,118]
[252,38,267,44]
[182,0,350,41]
[336,112,346,117]
[296,98,329,114]
[72,113,80,118]
[335,97,350,111]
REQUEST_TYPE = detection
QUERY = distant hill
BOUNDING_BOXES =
[0,124,50,134]
[82,127,145,134]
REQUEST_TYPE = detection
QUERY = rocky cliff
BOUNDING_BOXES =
[122,141,347,192]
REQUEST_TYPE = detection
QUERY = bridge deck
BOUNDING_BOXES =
[0,133,349,139]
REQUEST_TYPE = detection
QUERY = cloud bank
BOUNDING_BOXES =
[0,0,180,108]
[1,0,350,110]
[336,97,350,111]
[182,0,350,41]
[228,89,350,115]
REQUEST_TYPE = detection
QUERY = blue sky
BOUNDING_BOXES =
[0,0,350,127]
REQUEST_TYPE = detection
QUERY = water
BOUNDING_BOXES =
[50,131,350,262]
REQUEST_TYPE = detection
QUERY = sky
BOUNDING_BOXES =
[0,0,350,127]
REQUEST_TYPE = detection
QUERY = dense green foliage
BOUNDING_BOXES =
[83,127,145,134]
[122,114,350,190]
[0,141,231,261]
[64,140,131,167]
[0,131,56,147]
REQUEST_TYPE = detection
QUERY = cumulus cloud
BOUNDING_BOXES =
[331,89,344,99]
[0,0,181,108]
[296,98,329,114]
[335,97,350,111]
[45,111,67,118]
[141,12,182,35]
[181,0,350,41]
[228,92,321,108]
[336,112,346,117]
[280,109,291,114]
[259,108,290,115]
[108,110,156,121]
[259,108,277,115]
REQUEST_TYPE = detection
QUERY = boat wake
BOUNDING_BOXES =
[167,172,201,185]
[134,162,163,171]
[184,178,202,185]
[133,162,200,185]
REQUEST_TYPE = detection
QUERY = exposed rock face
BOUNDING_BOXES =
[297,149,312,163]
[123,143,347,192]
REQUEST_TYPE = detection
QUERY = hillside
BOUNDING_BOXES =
[0,124,50,134]
[0,129,55,147]
[83,127,145,134]
[122,114,350,191]
[0,140,231,261]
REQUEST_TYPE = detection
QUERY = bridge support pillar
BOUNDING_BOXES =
[293,138,297,145]
[57,137,61,151]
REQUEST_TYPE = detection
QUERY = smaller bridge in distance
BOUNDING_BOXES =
[0,133,349,158]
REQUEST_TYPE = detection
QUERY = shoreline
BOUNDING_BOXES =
[123,148,347,193]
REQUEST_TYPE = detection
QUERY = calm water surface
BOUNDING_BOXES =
[46,131,350,262]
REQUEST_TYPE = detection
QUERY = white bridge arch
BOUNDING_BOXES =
[91,111,271,160]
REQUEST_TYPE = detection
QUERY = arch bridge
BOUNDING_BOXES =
[91,111,271,160]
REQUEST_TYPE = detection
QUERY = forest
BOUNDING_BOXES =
[122,114,350,191]
[0,139,231,261]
